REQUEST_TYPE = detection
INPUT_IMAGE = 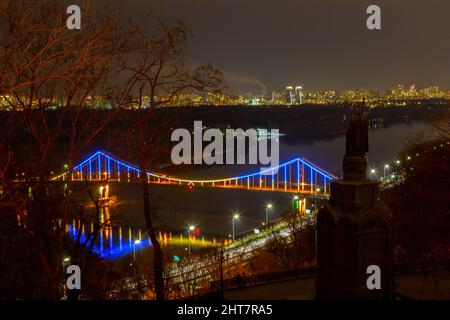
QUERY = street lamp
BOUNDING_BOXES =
[292,196,298,213]
[232,214,239,242]
[369,168,376,180]
[383,164,390,179]
[187,225,195,255]
[133,239,141,276]
[315,188,321,208]
[62,256,71,271]
[265,204,272,226]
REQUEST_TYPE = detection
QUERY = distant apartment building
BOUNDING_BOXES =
[285,85,303,105]
[294,86,303,104]
[285,86,294,104]
[0,93,10,108]
[271,91,284,104]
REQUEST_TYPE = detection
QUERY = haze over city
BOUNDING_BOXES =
[110,0,450,94]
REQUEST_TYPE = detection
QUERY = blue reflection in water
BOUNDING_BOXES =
[68,225,152,260]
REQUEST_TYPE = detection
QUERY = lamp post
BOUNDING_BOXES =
[188,225,195,255]
[384,164,390,179]
[292,196,298,213]
[232,214,239,242]
[369,169,376,180]
[133,239,141,276]
[315,188,321,209]
[265,204,272,226]
[62,256,71,272]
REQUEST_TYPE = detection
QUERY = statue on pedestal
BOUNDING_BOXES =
[345,104,368,157]
[343,100,369,181]
[316,99,394,300]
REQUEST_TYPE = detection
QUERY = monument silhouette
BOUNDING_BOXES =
[316,101,394,299]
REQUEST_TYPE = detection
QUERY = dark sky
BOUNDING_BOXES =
[110,0,450,94]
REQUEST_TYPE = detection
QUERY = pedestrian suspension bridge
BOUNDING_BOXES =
[52,151,336,195]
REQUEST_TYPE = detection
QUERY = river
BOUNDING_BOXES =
[104,121,426,238]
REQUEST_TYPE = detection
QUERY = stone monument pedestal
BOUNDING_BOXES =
[316,178,394,299]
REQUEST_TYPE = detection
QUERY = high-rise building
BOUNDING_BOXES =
[271,91,283,104]
[285,86,293,104]
[294,86,303,104]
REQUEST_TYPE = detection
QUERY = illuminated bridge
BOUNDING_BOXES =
[53,151,336,195]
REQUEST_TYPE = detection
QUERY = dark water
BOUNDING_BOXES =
[106,122,426,237]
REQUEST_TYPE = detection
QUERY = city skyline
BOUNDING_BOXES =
[3,83,449,108]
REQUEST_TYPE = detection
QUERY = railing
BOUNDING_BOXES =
[184,258,450,300]
[209,266,316,292]
[394,258,450,275]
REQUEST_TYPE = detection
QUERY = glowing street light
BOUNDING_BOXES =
[133,239,141,276]
[383,164,390,179]
[62,256,71,271]
[232,214,239,242]
[314,188,321,208]
[265,203,273,226]
[369,168,376,180]
[292,195,299,213]
[187,225,196,255]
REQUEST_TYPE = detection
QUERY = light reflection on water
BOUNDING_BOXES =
[68,224,152,260]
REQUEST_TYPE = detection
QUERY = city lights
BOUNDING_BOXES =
[4,82,450,109]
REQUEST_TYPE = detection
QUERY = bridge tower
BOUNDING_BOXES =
[316,104,394,299]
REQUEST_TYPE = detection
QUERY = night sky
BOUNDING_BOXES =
[98,0,450,94]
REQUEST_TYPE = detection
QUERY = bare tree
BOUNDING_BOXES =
[265,209,316,270]
[0,0,139,298]
[117,19,224,300]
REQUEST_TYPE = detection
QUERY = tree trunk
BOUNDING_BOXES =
[142,180,165,300]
